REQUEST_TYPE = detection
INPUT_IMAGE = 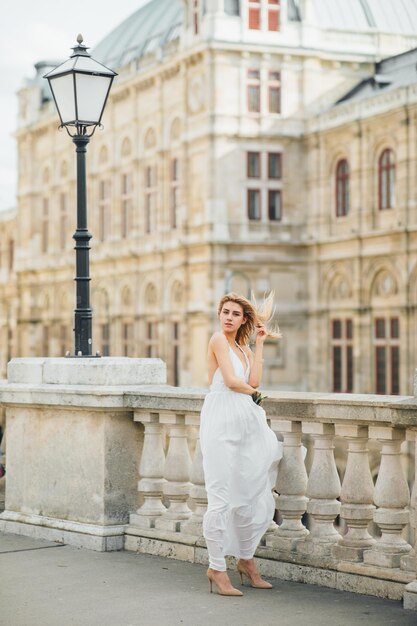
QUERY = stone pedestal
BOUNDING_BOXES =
[0,357,166,550]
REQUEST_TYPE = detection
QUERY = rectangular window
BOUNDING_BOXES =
[145,166,156,233]
[42,198,49,253]
[145,322,158,358]
[247,152,261,178]
[268,152,282,179]
[247,189,261,220]
[170,158,180,229]
[121,173,132,239]
[331,318,353,392]
[268,190,282,221]
[248,1,261,29]
[268,0,280,31]
[99,180,111,242]
[60,193,68,250]
[101,323,110,357]
[374,317,400,394]
[60,324,69,356]
[375,318,385,339]
[268,71,281,113]
[8,240,14,272]
[193,0,199,34]
[42,326,49,357]
[375,346,386,394]
[122,322,134,357]
[247,70,261,112]
[172,321,180,386]
[332,346,342,393]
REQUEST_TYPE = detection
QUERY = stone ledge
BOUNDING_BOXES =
[7,357,166,387]
[0,511,126,552]
[124,531,409,601]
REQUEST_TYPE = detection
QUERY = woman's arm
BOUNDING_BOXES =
[248,323,267,388]
[210,333,256,395]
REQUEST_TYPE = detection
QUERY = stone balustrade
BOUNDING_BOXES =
[125,388,417,609]
[0,358,416,608]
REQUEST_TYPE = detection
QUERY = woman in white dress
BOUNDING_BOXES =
[200,292,283,596]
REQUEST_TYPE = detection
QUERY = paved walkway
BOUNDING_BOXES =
[0,533,415,626]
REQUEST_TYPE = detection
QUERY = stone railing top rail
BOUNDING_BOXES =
[1,358,416,427]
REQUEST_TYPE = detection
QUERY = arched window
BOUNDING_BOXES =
[378,148,395,210]
[335,159,349,217]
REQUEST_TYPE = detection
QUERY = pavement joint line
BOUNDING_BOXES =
[0,544,66,554]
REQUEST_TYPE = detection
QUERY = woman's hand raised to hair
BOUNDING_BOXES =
[255,323,267,346]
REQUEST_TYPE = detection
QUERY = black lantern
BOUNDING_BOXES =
[44,35,117,356]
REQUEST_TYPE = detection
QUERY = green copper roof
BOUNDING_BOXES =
[93,0,182,69]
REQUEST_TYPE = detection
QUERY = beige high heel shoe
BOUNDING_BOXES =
[237,560,273,589]
[207,568,243,596]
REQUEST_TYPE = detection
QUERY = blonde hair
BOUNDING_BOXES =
[217,291,282,346]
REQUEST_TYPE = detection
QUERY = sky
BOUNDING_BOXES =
[0,0,148,212]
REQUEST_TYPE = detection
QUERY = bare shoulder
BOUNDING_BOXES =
[209,332,228,349]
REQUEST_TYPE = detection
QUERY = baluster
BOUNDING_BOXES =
[401,477,416,572]
[182,444,207,537]
[364,426,411,568]
[182,412,207,536]
[155,412,192,532]
[0,423,5,512]
[266,420,308,550]
[332,425,375,562]
[129,411,166,529]
[404,425,417,609]
[298,422,341,557]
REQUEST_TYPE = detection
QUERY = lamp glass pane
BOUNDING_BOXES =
[50,74,76,124]
[75,74,111,123]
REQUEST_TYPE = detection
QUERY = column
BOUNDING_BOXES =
[333,425,375,562]
[155,412,192,532]
[364,426,411,568]
[129,411,166,529]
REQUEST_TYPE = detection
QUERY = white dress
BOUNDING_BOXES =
[200,344,283,571]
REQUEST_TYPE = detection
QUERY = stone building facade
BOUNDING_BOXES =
[1,0,417,392]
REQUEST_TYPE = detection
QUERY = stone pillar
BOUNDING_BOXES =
[364,426,411,568]
[129,411,166,529]
[333,425,375,562]
[0,357,166,551]
[298,422,341,557]
[267,420,308,550]
[155,412,192,532]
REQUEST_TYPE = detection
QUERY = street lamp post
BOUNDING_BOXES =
[44,35,117,356]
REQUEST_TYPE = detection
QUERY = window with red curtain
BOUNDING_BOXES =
[335,159,350,217]
[378,148,395,210]
[268,0,280,31]
[248,1,261,29]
